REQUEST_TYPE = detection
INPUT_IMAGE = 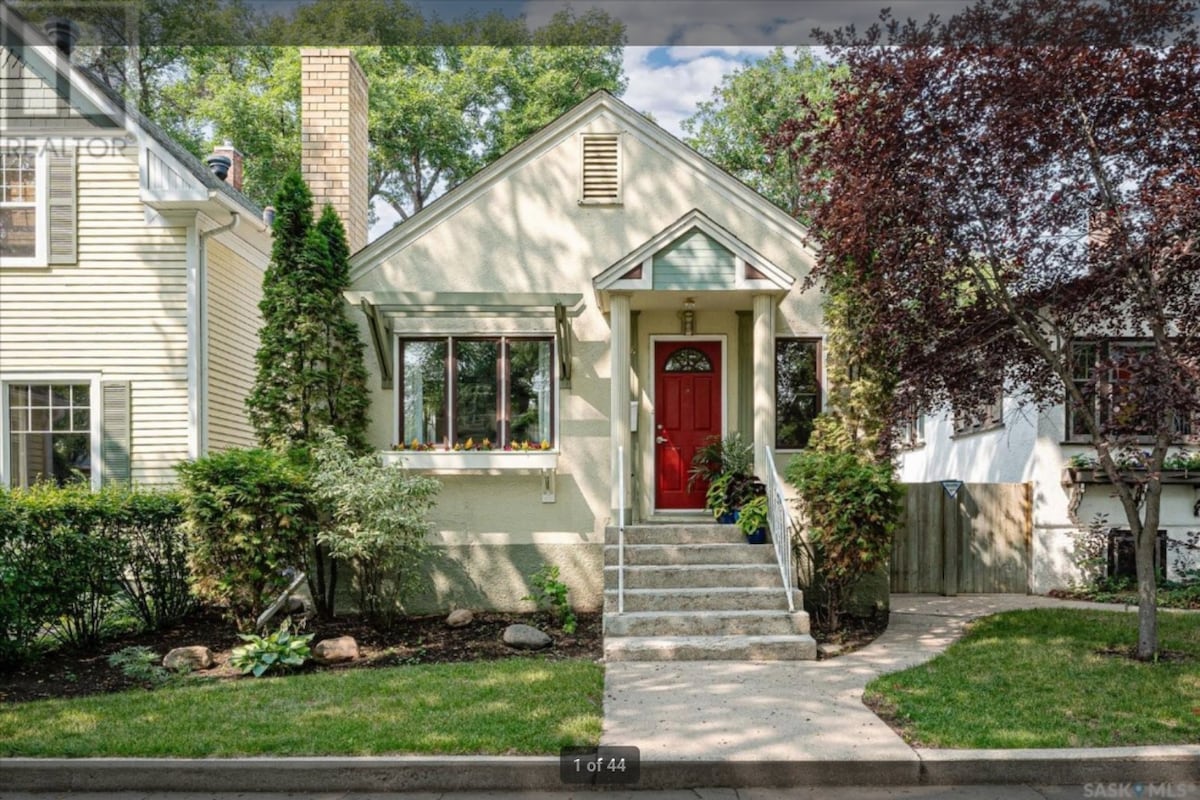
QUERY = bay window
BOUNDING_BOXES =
[399,336,554,448]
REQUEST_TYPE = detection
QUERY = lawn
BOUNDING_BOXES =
[0,658,603,757]
[864,609,1200,748]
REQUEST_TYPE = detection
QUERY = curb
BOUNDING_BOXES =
[3,749,1198,792]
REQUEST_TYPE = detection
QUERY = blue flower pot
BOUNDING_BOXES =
[746,527,767,545]
[717,511,736,524]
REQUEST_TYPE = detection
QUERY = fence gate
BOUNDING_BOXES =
[891,482,1032,594]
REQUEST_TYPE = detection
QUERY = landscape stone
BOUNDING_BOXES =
[502,623,552,650]
[162,646,213,672]
[817,642,846,659]
[312,636,359,664]
[446,609,474,628]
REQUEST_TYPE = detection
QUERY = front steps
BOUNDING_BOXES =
[603,523,816,661]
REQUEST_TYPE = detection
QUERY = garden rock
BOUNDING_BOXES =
[446,609,474,628]
[162,646,213,672]
[502,623,551,650]
[312,636,359,664]
[286,594,313,616]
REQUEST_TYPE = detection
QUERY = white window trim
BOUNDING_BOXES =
[0,373,102,490]
[0,150,49,268]
[388,333,561,468]
[773,336,824,454]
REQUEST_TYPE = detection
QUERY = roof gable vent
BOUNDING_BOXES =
[580,133,621,205]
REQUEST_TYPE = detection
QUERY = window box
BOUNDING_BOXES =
[381,449,558,473]
[1062,466,1200,486]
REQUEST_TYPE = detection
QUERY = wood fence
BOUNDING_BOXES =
[891,482,1032,594]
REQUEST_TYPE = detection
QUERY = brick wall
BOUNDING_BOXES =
[300,48,369,253]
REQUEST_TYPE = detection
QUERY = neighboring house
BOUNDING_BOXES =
[313,66,824,611]
[0,6,271,490]
[898,379,1200,592]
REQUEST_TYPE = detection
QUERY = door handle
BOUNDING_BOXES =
[655,436,669,444]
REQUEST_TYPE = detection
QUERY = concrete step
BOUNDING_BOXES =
[604,634,818,662]
[604,587,794,612]
[603,610,810,637]
[605,524,743,546]
[604,563,782,590]
[604,543,774,566]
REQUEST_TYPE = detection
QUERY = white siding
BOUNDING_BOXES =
[0,146,190,484]
[205,239,262,451]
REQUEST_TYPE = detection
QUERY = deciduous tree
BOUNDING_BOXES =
[780,0,1200,659]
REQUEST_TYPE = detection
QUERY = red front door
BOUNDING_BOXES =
[654,340,722,510]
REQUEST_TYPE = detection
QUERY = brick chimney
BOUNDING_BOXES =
[301,48,369,253]
[211,141,244,192]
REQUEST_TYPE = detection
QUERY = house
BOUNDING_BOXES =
[328,72,823,613]
[897,388,1200,593]
[0,6,271,490]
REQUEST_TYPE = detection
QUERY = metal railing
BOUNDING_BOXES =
[764,446,796,613]
[617,444,626,615]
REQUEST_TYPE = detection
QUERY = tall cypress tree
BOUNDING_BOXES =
[245,170,371,619]
[247,171,370,451]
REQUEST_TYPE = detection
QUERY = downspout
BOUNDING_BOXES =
[196,212,240,456]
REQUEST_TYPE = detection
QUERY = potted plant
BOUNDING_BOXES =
[706,473,735,523]
[737,494,769,544]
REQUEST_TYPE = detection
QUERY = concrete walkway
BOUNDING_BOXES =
[600,593,1184,765]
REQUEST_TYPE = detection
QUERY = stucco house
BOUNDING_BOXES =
[342,80,825,617]
[0,6,271,490]
[897,388,1200,592]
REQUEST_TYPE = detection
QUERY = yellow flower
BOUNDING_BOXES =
[540,440,551,450]
[465,437,475,450]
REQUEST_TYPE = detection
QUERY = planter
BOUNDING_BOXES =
[717,510,736,524]
[1064,466,1200,486]
[745,527,767,545]
[381,450,557,473]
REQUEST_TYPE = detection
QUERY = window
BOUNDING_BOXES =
[775,339,820,450]
[1067,340,1195,442]
[0,152,40,263]
[895,409,925,449]
[399,337,554,447]
[953,392,1004,435]
[5,382,92,487]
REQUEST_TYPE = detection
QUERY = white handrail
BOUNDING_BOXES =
[764,446,795,613]
[617,445,625,615]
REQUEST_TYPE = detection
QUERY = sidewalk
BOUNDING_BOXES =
[599,594,1200,784]
[4,594,1198,792]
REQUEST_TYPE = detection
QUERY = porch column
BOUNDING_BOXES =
[610,292,633,523]
[752,293,776,479]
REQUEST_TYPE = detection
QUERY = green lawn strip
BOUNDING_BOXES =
[0,658,603,757]
[864,609,1200,748]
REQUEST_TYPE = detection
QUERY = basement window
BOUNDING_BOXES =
[580,133,621,205]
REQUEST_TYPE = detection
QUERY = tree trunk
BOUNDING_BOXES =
[1134,485,1161,661]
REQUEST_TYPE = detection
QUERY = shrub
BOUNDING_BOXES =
[310,430,439,629]
[0,490,69,662]
[229,619,313,677]
[523,563,577,634]
[786,448,902,631]
[10,482,126,650]
[177,449,313,629]
[105,488,193,630]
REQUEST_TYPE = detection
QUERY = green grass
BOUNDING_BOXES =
[0,658,603,757]
[864,609,1200,748]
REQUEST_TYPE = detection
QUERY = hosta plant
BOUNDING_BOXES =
[229,619,313,677]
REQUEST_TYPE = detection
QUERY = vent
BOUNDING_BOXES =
[580,134,621,204]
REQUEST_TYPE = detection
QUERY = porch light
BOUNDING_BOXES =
[680,297,696,335]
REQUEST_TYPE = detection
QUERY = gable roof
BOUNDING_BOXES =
[0,3,262,218]
[593,208,795,295]
[350,89,817,282]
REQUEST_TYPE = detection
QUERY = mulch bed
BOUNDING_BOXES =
[0,608,602,704]
[812,612,890,659]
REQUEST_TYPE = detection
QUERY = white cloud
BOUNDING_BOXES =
[621,46,763,139]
